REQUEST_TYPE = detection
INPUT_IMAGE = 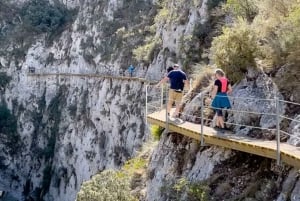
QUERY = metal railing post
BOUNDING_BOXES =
[145,85,148,125]
[161,85,164,109]
[165,86,169,133]
[200,93,205,146]
[275,96,281,165]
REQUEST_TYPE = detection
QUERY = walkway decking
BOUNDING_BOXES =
[147,109,300,169]
[27,73,155,84]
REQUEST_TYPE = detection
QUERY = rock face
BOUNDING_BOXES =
[146,133,233,201]
[0,74,147,201]
[228,72,285,138]
[287,115,300,146]
[1,0,300,201]
[0,0,212,200]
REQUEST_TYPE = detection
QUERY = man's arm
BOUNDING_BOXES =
[156,76,169,87]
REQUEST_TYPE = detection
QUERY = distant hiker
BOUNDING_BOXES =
[128,64,135,77]
[28,67,35,73]
[211,69,232,133]
[156,64,189,118]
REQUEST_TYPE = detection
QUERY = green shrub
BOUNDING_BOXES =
[281,5,300,63]
[21,0,74,34]
[251,1,300,70]
[123,157,147,175]
[211,21,257,83]
[207,0,225,10]
[224,0,258,22]
[191,64,214,91]
[68,104,77,117]
[0,72,11,90]
[163,178,210,201]
[0,104,17,136]
[41,165,53,195]
[133,36,162,64]
[0,104,20,154]
[76,170,137,201]
[150,125,164,140]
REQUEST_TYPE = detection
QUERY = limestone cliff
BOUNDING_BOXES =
[1,0,300,201]
[0,0,212,200]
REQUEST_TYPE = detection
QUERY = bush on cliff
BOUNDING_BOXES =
[76,170,137,201]
[21,0,74,35]
[211,21,257,83]
[0,104,20,154]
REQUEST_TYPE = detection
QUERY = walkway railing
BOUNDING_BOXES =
[26,66,148,79]
[146,85,300,166]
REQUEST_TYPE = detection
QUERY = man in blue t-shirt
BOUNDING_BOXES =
[156,64,189,118]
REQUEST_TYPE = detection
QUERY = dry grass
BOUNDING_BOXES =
[190,64,215,94]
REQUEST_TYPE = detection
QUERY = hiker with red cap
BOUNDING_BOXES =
[211,69,232,133]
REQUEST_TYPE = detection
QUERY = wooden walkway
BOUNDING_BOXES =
[147,109,300,169]
[27,73,156,84]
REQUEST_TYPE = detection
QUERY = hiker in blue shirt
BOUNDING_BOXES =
[156,64,189,118]
[128,64,135,77]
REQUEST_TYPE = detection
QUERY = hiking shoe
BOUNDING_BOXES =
[218,128,225,134]
[171,114,179,118]
[213,127,225,134]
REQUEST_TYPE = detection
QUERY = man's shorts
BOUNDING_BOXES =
[169,89,183,103]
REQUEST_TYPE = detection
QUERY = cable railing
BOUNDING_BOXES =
[145,85,300,165]
[26,66,148,79]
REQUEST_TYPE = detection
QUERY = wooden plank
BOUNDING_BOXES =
[27,73,156,84]
[147,109,300,169]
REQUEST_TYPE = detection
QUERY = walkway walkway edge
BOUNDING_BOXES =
[147,110,300,169]
[27,73,157,84]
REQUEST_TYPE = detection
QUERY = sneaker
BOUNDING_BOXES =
[171,114,179,118]
[218,128,225,134]
[213,127,225,134]
[213,127,220,131]
[168,116,176,121]
[223,127,231,131]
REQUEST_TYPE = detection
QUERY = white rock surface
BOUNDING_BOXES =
[146,133,233,201]
[288,115,300,146]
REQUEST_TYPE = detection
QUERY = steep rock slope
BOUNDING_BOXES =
[1,0,214,199]
[0,74,147,201]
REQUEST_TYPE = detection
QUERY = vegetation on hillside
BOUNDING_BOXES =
[21,0,75,37]
[0,103,21,155]
[210,0,300,100]
[76,143,154,201]
[0,0,76,66]
[0,72,12,90]
[132,0,225,71]
[77,170,137,201]
[150,125,164,140]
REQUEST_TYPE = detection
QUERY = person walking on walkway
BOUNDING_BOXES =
[157,64,189,118]
[128,64,135,77]
[211,69,232,133]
